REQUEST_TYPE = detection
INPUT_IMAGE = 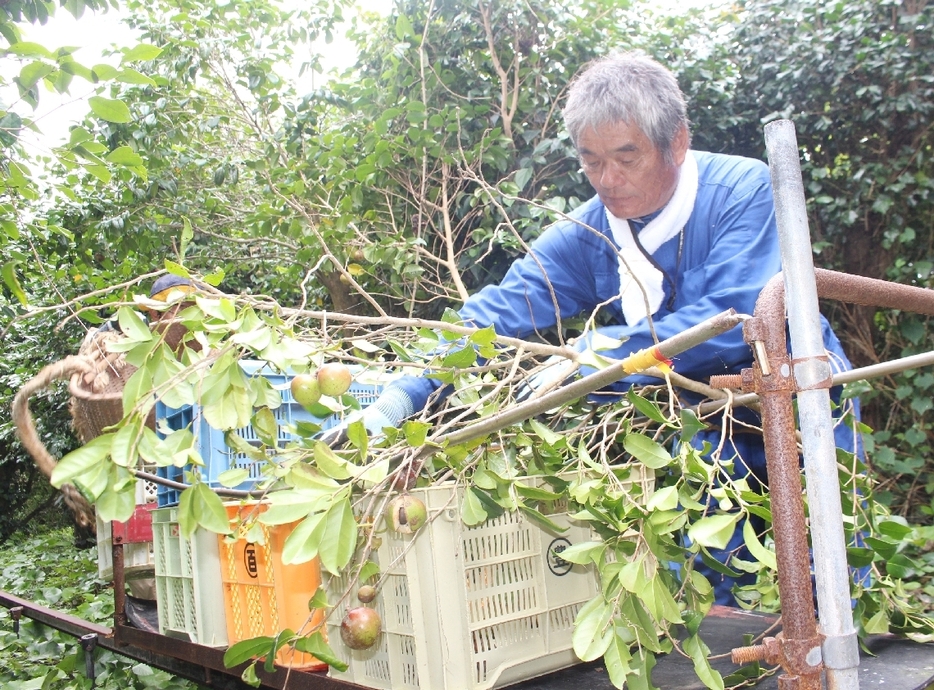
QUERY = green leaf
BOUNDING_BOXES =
[572,595,614,661]
[88,96,132,123]
[627,649,657,690]
[679,408,707,443]
[317,498,357,574]
[110,424,139,468]
[863,608,890,635]
[461,487,489,526]
[646,485,679,512]
[528,417,562,446]
[18,60,54,89]
[402,419,430,446]
[626,389,669,424]
[877,518,912,542]
[688,514,741,550]
[556,540,604,566]
[281,511,326,565]
[217,468,250,488]
[192,482,230,535]
[123,365,154,417]
[50,434,112,487]
[293,632,348,672]
[251,407,279,448]
[177,486,196,538]
[95,485,136,523]
[358,560,380,583]
[623,434,672,469]
[203,382,251,431]
[224,637,275,668]
[519,504,568,534]
[122,43,163,62]
[314,442,354,480]
[742,519,777,570]
[1,262,27,305]
[604,631,633,689]
[8,42,52,58]
[115,68,156,86]
[515,166,533,191]
[116,306,153,342]
[684,635,724,690]
[885,554,916,579]
[635,573,675,625]
[106,145,144,166]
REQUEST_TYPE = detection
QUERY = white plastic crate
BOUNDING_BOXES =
[97,473,159,582]
[326,467,652,690]
[152,506,228,647]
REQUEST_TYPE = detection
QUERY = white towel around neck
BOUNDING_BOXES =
[606,150,698,325]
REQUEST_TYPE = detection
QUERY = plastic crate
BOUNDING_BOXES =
[155,361,384,506]
[97,474,159,582]
[217,501,328,671]
[325,466,652,690]
[152,506,228,647]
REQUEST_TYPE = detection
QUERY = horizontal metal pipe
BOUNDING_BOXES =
[437,309,744,447]
[699,349,934,413]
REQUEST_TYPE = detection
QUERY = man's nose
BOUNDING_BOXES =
[599,161,630,188]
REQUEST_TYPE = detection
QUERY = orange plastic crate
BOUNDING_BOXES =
[217,502,327,671]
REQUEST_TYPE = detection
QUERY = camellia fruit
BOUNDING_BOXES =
[387,495,428,534]
[357,585,377,604]
[317,362,353,398]
[290,373,321,408]
[340,607,381,650]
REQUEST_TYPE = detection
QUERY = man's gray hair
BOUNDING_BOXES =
[563,53,690,164]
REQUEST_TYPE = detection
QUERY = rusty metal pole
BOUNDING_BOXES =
[765,120,860,690]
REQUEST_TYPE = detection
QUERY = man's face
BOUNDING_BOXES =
[577,120,689,220]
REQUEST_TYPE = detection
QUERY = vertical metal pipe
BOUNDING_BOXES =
[764,120,860,690]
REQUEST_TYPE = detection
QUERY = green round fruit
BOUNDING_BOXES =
[340,607,381,650]
[387,495,428,534]
[290,373,321,407]
[357,585,377,604]
[317,362,353,397]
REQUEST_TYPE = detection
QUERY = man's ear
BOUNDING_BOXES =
[671,126,690,166]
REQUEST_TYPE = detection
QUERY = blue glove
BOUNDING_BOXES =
[320,387,415,447]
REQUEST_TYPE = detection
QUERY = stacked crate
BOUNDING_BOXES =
[155,361,382,506]
[326,467,653,690]
[149,360,383,663]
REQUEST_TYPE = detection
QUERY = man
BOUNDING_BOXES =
[333,53,858,604]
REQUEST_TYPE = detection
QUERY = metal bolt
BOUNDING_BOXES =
[80,633,98,685]
[732,636,782,666]
[10,606,23,637]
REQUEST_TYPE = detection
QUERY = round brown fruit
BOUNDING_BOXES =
[340,607,381,650]
[357,585,377,604]
[290,373,321,408]
[387,495,428,534]
[317,362,353,397]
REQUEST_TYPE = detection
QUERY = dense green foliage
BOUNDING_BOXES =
[0,529,199,689]
[3,0,932,529]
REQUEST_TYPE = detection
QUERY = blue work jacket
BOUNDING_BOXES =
[392,150,853,413]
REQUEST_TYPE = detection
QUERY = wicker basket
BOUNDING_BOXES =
[13,326,161,529]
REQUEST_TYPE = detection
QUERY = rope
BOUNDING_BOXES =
[12,355,97,528]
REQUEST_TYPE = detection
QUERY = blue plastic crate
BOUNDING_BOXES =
[155,361,383,506]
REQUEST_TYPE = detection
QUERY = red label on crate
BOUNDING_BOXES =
[243,543,259,579]
[112,504,156,544]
